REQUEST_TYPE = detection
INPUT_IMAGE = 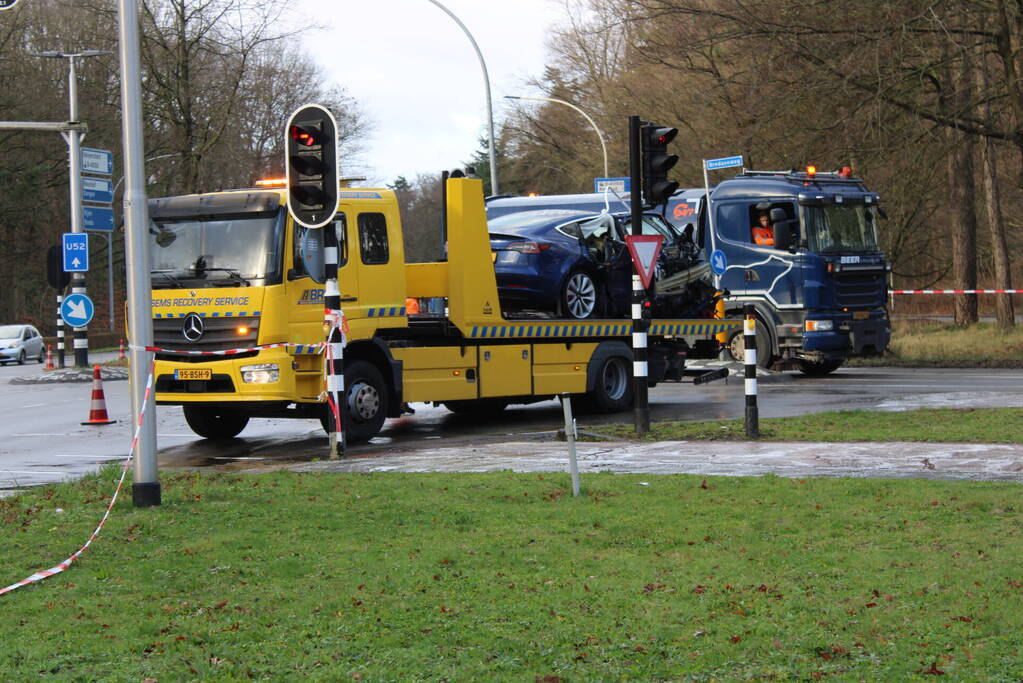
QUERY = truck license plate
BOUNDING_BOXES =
[174,368,212,380]
[853,311,869,320]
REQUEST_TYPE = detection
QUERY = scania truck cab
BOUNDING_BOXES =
[486,168,891,375]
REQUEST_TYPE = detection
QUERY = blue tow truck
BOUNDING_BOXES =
[486,168,891,375]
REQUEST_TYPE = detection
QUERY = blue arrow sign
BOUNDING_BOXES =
[62,233,89,272]
[83,206,114,232]
[705,155,744,171]
[81,148,113,176]
[61,293,95,328]
[82,176,113,204]
[710,249,728,275]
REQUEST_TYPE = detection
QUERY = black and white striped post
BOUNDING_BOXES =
[743,303,759,439]
[324,223,346,459]
[632,274,650,435]
[71,276,89,368]
[56,293,66,368]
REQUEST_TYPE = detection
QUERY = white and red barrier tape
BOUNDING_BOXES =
[0,361,156,597]
[891,289,1023,295]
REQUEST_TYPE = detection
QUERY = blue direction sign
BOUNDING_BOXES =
[0,0,22,10]
[705,155,744,171]
[83,206,114,232]
[710,249,728,276]
[81,148,113,176]
[62,232,89,272]
[61,293,95,328]
[594,177,630,193]
[82,176,114,204]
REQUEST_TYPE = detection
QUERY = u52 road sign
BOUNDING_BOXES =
[62,232,89,272]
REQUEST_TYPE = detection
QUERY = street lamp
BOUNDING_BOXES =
[424,0,499,195]
[32,49,112,366]
[505,94,609,179]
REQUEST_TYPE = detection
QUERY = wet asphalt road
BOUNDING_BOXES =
[2,360,1023,495]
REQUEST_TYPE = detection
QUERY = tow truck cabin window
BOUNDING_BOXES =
[803,204,879,253]
[358,213,389,264]
[149,209,284,287]
[293,216,347,284]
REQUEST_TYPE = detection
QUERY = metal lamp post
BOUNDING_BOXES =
[505,94,609,178]
[32,49,112,366]
[424,0,499,195]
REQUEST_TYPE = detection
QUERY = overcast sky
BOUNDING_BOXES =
[293,0,568,187]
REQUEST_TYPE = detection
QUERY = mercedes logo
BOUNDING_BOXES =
[182,313,205,342]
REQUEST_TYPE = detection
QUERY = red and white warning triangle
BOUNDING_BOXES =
[624,234,664,289]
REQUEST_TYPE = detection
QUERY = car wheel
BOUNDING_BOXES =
[727,318,774,369]
[37,348,45,364]
[17,351,25,365]
[341,360,389,442]
[798,359,844,376]
[442,398,509,415]
[561,270,600,319]
[182,405,249,439]
[580,355,633,413]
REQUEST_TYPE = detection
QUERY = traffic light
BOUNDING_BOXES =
[285,104,340,229]
[640,123,679,207]
[46,244,70,290]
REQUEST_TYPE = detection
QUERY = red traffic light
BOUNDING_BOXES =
[290,123,320,147]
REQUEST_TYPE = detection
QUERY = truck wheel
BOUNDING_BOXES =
[582,355,633,413]
[726,319,774,369]
[343,360,388,442]
[560,270,601,319]
[797,359,844,376]
[182,405,249,439]
[443,398,509,415]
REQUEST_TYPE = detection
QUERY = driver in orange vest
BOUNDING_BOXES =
[752,212,774,246]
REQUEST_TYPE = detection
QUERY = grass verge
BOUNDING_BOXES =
[850,320,1023,368]
[3,467,1023,679]
[592,407,1023,443]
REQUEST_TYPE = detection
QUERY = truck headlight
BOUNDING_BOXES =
[804,320,834,332]
[240,363,279,384]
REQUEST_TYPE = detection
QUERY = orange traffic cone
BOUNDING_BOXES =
[82,365,116,425]
[118,339,126,361]
[44,344,55,370]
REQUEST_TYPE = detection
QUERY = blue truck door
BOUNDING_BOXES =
[713,201,803,310]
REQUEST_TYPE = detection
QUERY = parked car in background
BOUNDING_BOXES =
[488,209,714,319]
[0,324,44,365]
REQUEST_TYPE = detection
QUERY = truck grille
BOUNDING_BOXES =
[833,271,886,309]
[152,315,260,361]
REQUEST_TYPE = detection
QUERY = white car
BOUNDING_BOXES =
[0,324,45,365]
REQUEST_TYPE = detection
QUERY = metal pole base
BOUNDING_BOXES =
[745,406,759,439]
[132,482,161,507]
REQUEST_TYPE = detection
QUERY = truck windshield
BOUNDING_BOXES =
[149,210,284,287]
[803,204,879,254]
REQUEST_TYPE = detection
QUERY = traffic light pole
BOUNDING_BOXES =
[118,0,160,507]
[63,56,89,368]
[628,115,650,435]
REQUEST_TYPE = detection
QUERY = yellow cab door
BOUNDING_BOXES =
[347,197,406,323]
[286,214,358,399]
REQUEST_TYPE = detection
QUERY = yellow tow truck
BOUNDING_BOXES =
[146,176,739,441]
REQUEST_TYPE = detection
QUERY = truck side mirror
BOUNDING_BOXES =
[772,219,800,253]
